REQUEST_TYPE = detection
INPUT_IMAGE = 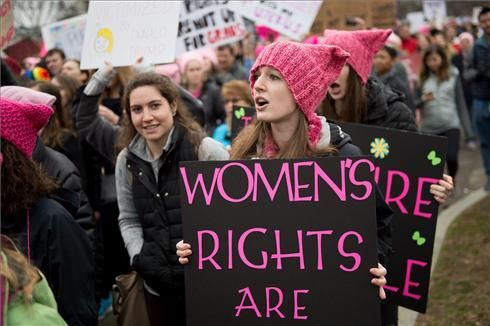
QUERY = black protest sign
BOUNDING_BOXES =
[180,157,381,325]
[231,105,256,140]
[337,122,447,313]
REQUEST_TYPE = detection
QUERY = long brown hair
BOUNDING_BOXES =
[420,45,450,84]
[30,81,76,149]
[1,140,58,218]
[0,236,39,304]
[117,72,204,152]
[230,112,336,160]
[318,66,368,123]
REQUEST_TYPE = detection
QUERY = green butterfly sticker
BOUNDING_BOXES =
[234,107,245,119]
[427,150,441,166]
[412,231,426,246]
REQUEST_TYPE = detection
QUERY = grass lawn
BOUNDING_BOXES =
[417,195,490,325]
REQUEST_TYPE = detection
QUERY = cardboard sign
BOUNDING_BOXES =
[337,122,447,313]
[177,0,247,55]
[228,1,322,41]
[231,105,255,140]
[406,12,427,35]
[0,0,15,49]
[423,0,447,24]
[81,1,180,69]
[41,14,87,60]
[180,157,381,325]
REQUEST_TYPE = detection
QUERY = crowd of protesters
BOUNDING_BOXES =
[1,6,489,326]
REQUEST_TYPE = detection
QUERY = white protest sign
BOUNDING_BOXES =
[177,0,247,55]
[406,12,426,35]
[81,1,180,69]
[227,0,322,41]
[473,7,482,25]
[423,0,447,23]
[42,14,86,60]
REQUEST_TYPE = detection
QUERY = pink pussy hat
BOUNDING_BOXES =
[0,97,53,158]
[323,29,392,84]
[249,41,350,147]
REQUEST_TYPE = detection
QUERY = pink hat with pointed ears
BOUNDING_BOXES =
[249,41,350,147]
[0,97,53,158]
[323,29,392,84]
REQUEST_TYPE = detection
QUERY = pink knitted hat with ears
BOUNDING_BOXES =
[0,97,53,159]
[249,41,350,148]
[322,29,392,84]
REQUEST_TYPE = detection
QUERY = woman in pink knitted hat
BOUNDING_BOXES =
[177,51,225,135]
[0,98,97,325]
[320,28,453,204]
[177,40,392,301]
[321,29,454,326]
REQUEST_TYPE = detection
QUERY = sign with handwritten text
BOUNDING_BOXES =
[227,1,322,41]
[81,1,180,69]
[42,14,87,60]
[338,122,447,313]
[177,0,247,55]
[180,157,381,325]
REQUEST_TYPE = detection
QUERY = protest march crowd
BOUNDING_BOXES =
[1,1,490,325]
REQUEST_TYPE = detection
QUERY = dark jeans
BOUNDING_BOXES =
[473,99,490,177]
[144,288,185,326]
[437,128,461,180]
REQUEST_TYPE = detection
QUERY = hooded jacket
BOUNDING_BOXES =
[365,77,417,132]
[33,140,95,233]
[1,197,97,326]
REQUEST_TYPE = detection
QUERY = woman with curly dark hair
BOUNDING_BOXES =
[0,97,97,326]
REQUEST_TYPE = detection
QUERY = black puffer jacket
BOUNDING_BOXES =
[366,77,417,132]
[33,140,95,233]
[198,80,225,134]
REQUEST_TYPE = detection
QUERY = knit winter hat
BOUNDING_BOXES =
[176,51,204,74]
[249,41,350,147]
[0,97,53,158]
[323,29,392,84]
[1,86,56,107]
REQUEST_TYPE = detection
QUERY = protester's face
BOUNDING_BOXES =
[432,34,447,47]
[217,48,234,71]
[185,60,203,86]
[373,49,393,75]
[398,25,411,39]
[51,78,67,108]
[460,38,471,52]
[328,64,350,101]
[129,86,176,145]
[480,12,490,35]
[62,61,83,82]
[426,53,442,72]
[252,66,298,124]
[223,94,250,118]
[46,53,64,75]
[416,34,430,51]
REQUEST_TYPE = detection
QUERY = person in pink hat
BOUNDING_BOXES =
[177,51,225,135]
[0,97,97,326]
[321,28,454,326]
[177,40,393,303]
